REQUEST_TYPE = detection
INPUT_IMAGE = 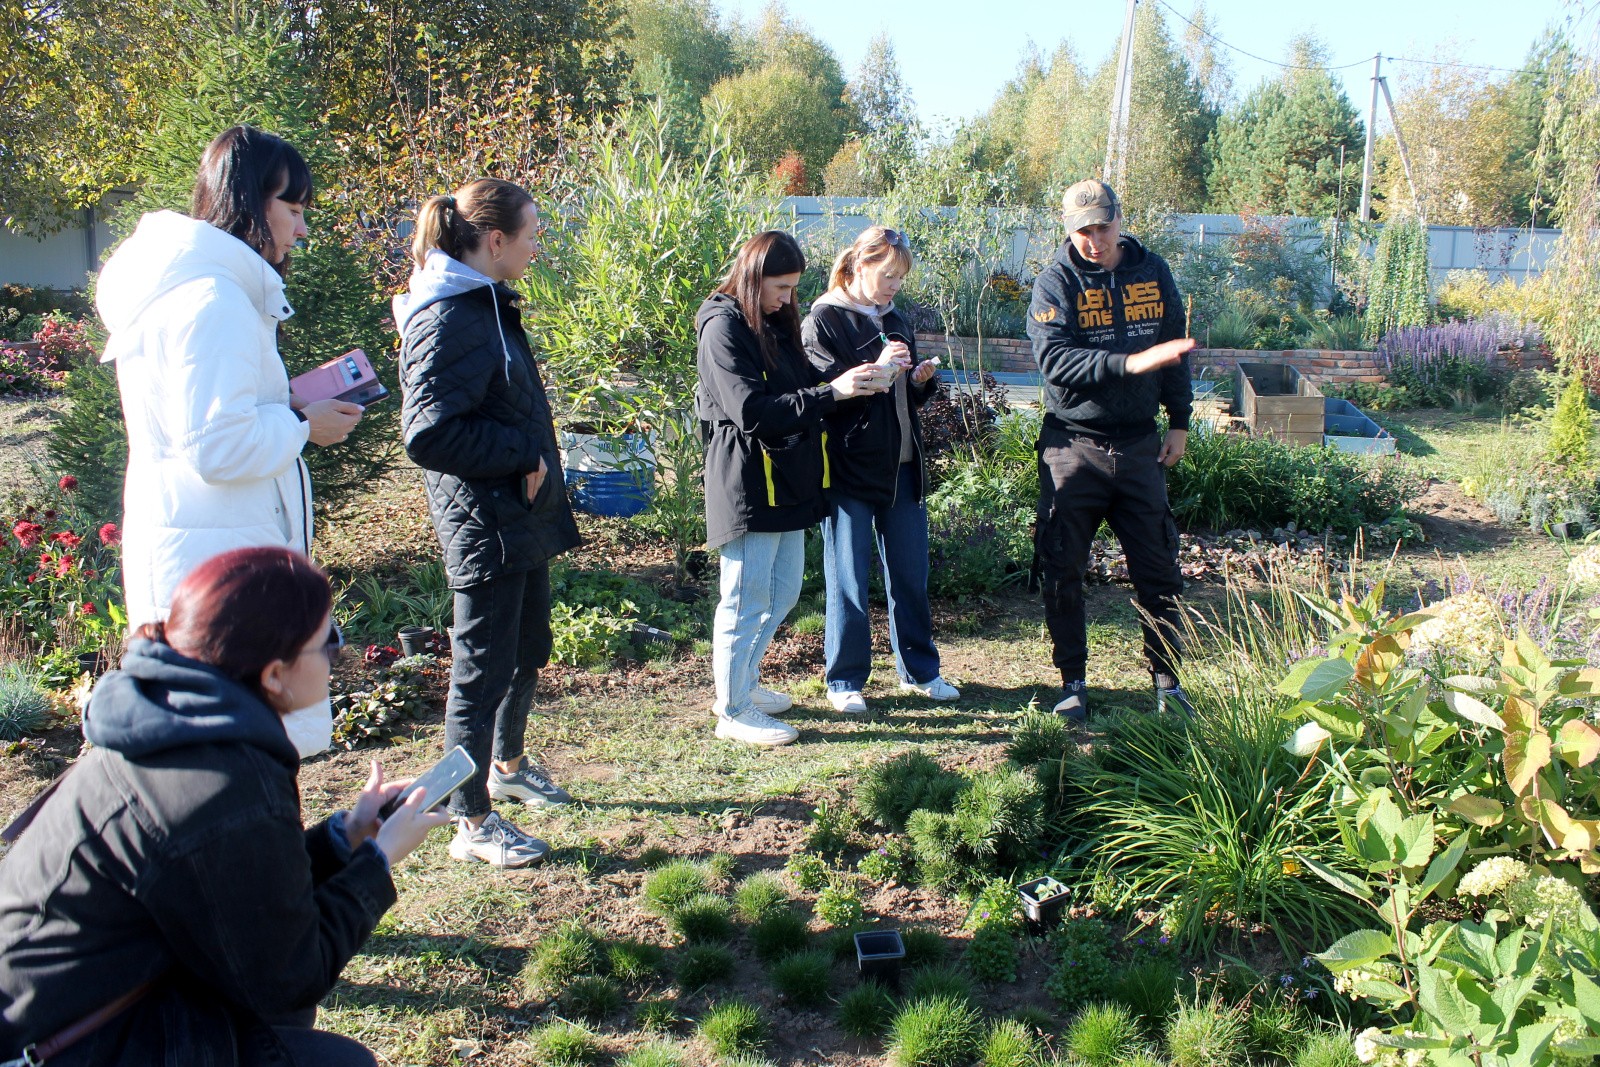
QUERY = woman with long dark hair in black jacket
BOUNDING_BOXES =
[0,547,450,1067]
[395,179,582,868]
[696,230,888,747]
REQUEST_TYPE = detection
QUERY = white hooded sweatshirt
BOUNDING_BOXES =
[97,211,331,757]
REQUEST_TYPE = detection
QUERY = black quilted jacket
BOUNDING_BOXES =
[399,283,581,587]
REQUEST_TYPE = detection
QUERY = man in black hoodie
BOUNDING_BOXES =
[1027,179,1197,721]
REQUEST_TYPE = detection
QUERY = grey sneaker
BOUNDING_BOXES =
[1154,673,1197,717]
[749,686,794,714]
[448,811,549,868]
[715,708,800,747]
[1053,679,1088,722]
[489,761,573,807]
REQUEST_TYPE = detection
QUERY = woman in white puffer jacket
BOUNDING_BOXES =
[96,125,364,755]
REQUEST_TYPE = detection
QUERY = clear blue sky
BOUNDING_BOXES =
[714,0,1566,126]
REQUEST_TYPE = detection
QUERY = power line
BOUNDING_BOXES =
[1152,0,1541,78]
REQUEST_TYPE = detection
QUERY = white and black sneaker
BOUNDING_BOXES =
[1154,673,1197,718]
[1053,679,1088,722]
[489,761,573,807]
[448,811,549,868]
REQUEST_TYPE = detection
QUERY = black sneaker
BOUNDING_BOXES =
[1153,673,1196,717]
[1053,679,1088,722]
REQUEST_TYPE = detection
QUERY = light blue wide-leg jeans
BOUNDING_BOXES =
[711,529,806,718]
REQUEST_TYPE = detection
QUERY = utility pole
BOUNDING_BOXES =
[1378,75,1424,220]
[1358,54,1380,222]
[1104,0,1138,188]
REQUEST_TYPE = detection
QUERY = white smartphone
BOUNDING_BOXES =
[378,745,477,819]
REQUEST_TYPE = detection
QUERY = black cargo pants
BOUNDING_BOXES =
[1034,427,1184,682]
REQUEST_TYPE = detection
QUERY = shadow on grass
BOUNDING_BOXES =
[1374,413,1438,456]
[325,931,527,1014]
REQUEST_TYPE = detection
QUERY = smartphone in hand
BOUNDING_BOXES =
[378,745,477,820]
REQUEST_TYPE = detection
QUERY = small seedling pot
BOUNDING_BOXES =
[76,651,107,677]
[1017,875,1070,933]
[397,625,435,657]
[854,929,906,988]
[1551,521,1575,540]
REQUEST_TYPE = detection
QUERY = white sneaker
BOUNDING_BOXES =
[749,686,794,714]
[902,676,961,701]
[715,709,800,747]
[827,689,869,714]
[448,811,549,868]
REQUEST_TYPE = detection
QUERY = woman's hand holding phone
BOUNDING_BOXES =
[830,362,891,399]
[347,759,453,865]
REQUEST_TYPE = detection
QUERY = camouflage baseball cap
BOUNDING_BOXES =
[1061,179,1120,232]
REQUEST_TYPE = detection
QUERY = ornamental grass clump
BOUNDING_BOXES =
[732,871,790,922]
[607,939,667,985]
[1165,996,1248,1067]
[696,999,767,1058]
[531,1020,602,1067]
[977,1017,1040,1067]
[643,860,711,914]
[749,909,810,961]
[0,663,52,741]
[1291,1031,1360,1067]
[665,893,734,943]
[767,948,832,1006]
[522,921,604,998]
[673,943,736,989]
[1110,958,1182,1026]
[904,963,976,1004]
[561,975,624,1021]
[886,996,983,1067]
[617,1042,684,1067]
[1065,1002,1145,1066]
[836,982,896,1039]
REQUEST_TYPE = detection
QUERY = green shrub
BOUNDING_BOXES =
[702,852,736,884]
[899,926,947,967]
[666,893,734,943]
[636,997,682,1032]
[531,1020,602,1066]
[0,663,54,741]
[561,975,624,1021]
[673,943,735,989]
[46,361,125,520]
[857,839,915,884]
[804,797,857,857]
[732,871,790,923]
[1165,997,1248,1067]
[1059,706,1363,955]
[1247,996,1312,1061]
[964,924,1017,984]
[1110,958,1183,1025]
[857,750,966,831]
[522,922,603,998]
[767,949,833,1006]
[784,852,830,892]
[814,880,866,928]
[965,877,1024,934]
[1292,1031,1361,1067]
[1204,303,1259,349]
[1299,310,1369,351]
[924,461,1035,598]
[836,982,896,1039]
[885,996,983,1067]
[1365,215,1433,343]
[1045,919,1113,1011]
[905,963,975,1004]
[1547,371,1595,468]
[643,860,711,914]
[1066,1002,1144,1066]
[617,1042,684,1067]
[907,767,1045,890]
[607,940,667,985]
[1006,709,1071,767]
[696,999,767,1057]
[749,910,810,961]
[977,1017,1040,1067]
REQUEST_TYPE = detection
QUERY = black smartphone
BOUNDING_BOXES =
[377,745,476,820]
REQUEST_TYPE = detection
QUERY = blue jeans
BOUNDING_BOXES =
[821,464,940,692]
[712,530,806,718]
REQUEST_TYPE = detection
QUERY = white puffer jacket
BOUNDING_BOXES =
[97,211,313,627]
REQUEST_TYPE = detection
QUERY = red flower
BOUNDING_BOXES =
[41,509,56,522]
[12,520,42,548]
[81,601,97,615]
[82,568,96,580]
[35,552,53,571]
[58,475,77,491]
[99,523,120,546]
[50,530,82,549]
[55,556,73,578]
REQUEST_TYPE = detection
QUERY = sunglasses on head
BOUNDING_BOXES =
[880,228,905,248]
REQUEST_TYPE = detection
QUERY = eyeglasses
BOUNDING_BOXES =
[881,228,905,248]
[298,622,345,667]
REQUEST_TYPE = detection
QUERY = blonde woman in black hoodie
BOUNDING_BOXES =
[802,225,954,716]
[695,231,888,746]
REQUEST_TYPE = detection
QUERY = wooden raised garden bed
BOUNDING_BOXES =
[1234,362,1324,447]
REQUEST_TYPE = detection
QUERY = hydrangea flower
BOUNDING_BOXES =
[1568,545,1600,588]
[1410,593,1503,663]
[1506,874,1586,927]
[1456,856,1530,898]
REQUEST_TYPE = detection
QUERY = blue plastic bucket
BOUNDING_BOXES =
[567,468,653,517]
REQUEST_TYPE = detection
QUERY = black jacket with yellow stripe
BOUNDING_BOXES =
[696,292,837,549]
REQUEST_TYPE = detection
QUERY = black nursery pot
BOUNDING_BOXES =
[854,929,906,988]
[630,621,674,654]
[397,625,435,657]
[1017,876,1071,933]
[76,651,106,677]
